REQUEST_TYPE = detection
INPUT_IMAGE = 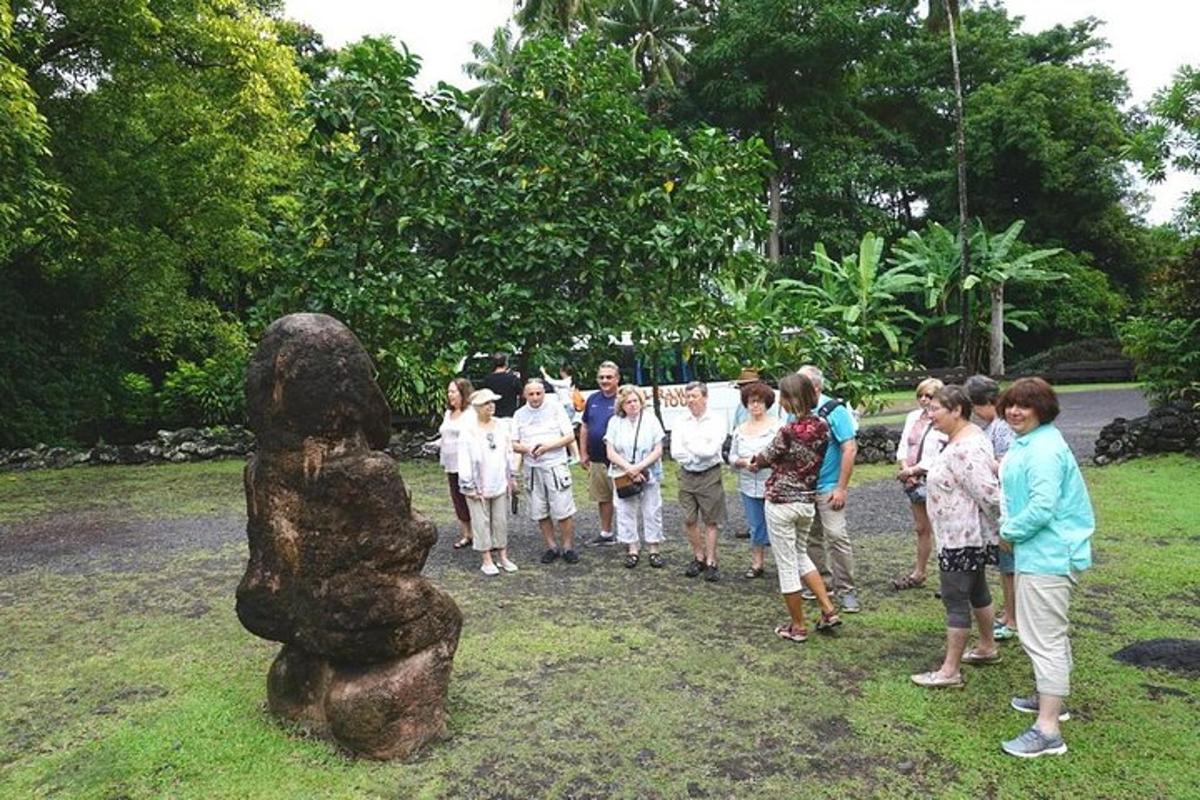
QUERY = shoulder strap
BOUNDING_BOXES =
[816,398,843,419]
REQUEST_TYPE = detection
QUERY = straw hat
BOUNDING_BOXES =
[735,368,762,385]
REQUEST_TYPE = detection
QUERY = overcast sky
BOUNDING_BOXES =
[282,0,1198,224]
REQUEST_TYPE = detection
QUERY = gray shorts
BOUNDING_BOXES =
[527,464,577,521]
[939,568,992,629]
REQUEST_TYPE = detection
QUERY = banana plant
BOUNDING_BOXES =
[779,232,924,366]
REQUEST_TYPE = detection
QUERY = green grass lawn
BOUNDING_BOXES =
[1,453,1196,798]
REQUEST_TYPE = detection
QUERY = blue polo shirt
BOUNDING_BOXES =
[581,391,617,463]
[814,393,857,493]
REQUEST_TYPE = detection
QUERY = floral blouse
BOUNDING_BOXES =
[926,431,1002,571]
[753,417,829,504]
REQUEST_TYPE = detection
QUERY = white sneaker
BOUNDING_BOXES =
[500,558,519,573]
[480,563,500,576]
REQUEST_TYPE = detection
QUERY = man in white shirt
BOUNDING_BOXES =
[670,381,728,581]
[512,380,579,564]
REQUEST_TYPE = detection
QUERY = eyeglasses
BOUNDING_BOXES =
[486,432,496,450]
[918,393,933,399]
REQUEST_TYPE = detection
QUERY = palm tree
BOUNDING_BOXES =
[465,26,519,131]
[927,0,973,369]
[599,0,699,89]
[515,0,607,36]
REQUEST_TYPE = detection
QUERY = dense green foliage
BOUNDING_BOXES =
[2,1,1197,444]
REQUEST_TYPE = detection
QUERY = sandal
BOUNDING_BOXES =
[743,566,764,579]
[452,538,472,550]
[891,574,926,591]
[624,552,640,569]
[962,649,1003,665]
[648,553,665,569]
[816,610,842,631]
[774,623,808,643]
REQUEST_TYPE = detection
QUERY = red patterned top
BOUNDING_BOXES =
[753,417,830,504]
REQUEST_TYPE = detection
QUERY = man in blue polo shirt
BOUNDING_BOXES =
[579,361,620,546]
[798,364,861,613]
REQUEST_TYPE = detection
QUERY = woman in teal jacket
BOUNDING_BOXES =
[996,378,1094,759]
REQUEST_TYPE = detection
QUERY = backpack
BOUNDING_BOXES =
[816,398,847,444]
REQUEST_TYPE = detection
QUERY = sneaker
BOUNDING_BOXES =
[562,549,580,564]
[499,558,519,573]
[540,548,561,564]
[684,559,706,578]
[1001,726,1067,758]
[799,588,816,601]
[840,591,861,613]
[911,671,964,689]
[480,563,500,577]
[734,529,751,539]
[704,566,721,582]
[1010,696,1070,722]
[993,622,1018,640]
[589,533,617,547]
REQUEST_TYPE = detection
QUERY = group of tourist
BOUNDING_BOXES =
[435,354,1094,759]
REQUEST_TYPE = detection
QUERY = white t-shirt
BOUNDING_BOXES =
[512,401,573,469]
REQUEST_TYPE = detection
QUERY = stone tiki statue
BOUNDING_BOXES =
[236,313,462,759]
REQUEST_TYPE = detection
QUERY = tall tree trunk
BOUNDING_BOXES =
[989,282,1004,377]
[945,0,972,369]
[767,171,781,263]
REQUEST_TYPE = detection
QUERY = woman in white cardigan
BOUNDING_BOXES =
[457,389,518,577]
[892,377,949,590]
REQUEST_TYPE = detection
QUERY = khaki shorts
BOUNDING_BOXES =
[679,465,727,526]
[527,464,577,521]
[588,462,613,503]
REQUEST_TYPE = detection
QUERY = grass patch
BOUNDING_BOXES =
[1,454,1196,798]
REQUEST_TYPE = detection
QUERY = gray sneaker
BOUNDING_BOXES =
[799,588,816,601]
[589,533,617,547]
[1001,725,1067,758]
[839,591,861,613]
[1010,696,1070,721]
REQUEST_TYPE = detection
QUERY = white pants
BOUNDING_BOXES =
[613,480,664,546]
[1016,572,1075,697]
[765,500,818,595]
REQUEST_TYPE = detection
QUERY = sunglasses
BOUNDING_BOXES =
[486,432,496,450]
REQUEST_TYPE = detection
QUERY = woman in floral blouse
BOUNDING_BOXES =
[911,384,1003,688]
[751,372,841,642]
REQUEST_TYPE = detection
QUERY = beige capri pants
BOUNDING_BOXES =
[1016,572,1077,697]
[765,500,819,595]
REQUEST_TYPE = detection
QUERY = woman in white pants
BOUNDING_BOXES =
[752,373,842,641]
[604,384,666,569]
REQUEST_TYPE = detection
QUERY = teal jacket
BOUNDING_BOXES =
[999,424,1094,576]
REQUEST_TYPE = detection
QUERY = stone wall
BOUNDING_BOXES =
[1093,401,1200,466]
[0,426,438,472]
[856,425,900,464]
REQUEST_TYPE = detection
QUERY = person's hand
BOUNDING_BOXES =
[508,478,517,493]
[530,443,544,458]
[580,453,590,469]
[625,465,642,480]
[829,488,848,511]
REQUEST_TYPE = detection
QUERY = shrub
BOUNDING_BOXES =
[1119,316,1200,407]
[159,325,250,427]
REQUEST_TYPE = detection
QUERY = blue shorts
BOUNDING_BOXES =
[997,548,1015,575]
